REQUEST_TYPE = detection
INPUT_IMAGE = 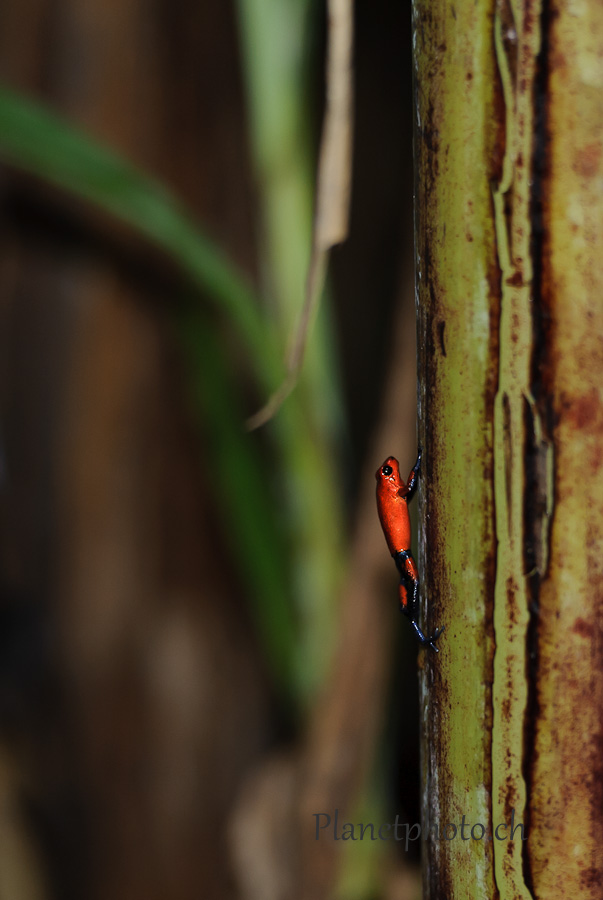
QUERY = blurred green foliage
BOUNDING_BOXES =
[0,0,345,708]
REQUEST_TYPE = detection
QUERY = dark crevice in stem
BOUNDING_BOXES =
[488,8,508,898]
[523,0,552,893]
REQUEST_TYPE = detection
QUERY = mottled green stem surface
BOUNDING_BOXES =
[413,0,603,897]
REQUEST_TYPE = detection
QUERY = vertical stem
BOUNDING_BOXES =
[491,1,542,896]
[527,0,603,894]
[414,0,603,896]
[235,0,346,698]
[412,0,502,894]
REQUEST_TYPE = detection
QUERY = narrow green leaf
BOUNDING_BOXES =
[179,307,298,697]
[0,85,300,698]
[0,85,280,386]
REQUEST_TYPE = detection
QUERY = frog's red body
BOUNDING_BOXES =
[376,449,443,651]
[376,455,413,555]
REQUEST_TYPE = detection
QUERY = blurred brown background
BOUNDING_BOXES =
[0,1,420,898]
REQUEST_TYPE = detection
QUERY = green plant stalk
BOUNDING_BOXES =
[235,0,346,697]
[413,0,501,895]
[414,0,603,897]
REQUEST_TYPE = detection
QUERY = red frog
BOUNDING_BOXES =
[376,447,444,651]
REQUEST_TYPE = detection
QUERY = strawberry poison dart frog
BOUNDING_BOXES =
[376,448,444,651]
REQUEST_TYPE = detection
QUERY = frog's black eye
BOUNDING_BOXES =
[382,465,393,477]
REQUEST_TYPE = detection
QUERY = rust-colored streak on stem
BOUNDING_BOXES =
[526,0,603,893]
